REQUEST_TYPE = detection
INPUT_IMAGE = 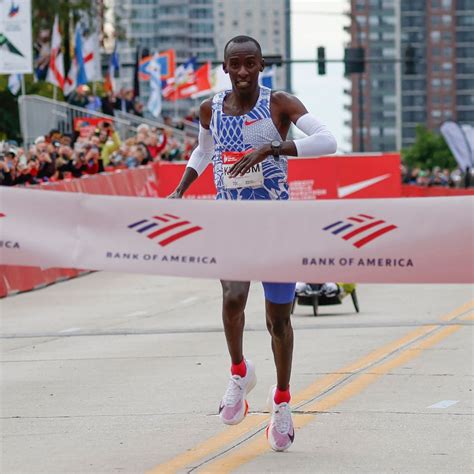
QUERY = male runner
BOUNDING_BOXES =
[169,35,337,451]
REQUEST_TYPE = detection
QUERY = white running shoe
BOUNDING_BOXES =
[266,386,295,452]
[219,359,257,425]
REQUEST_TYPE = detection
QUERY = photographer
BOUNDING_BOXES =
[0,152,16,186]
[96,121,121,170]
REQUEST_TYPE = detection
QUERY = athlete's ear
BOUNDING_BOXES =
[222,62,228,74]
[260,59,265,72]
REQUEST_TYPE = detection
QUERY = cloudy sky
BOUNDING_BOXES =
[291,0,349,151]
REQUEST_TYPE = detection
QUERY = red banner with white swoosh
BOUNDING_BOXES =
[153,153,401,200]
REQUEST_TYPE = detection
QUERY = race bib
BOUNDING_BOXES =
[222,150,264,189]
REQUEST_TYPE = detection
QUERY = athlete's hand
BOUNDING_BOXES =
[228,146,269,178]
[168,190,183,199]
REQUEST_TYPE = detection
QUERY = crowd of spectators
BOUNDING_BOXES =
[0,120,197,187]
[67,86,145,118]
[400,163,468,188]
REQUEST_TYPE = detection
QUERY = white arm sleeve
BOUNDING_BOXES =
[186,125,214,176]
[293,113,337,157]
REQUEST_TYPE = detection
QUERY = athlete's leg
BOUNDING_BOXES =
[263,284,296,451]
[220,280,251,364]
[265,299,294,390]
[262,282,295,390]
[219,280,255,426]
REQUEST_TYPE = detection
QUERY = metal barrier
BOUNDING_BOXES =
[18,95,198,146]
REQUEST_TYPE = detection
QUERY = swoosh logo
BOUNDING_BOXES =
[337,174,391,198]
[244,118,262,126]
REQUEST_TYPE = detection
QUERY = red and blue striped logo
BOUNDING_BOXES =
[128,213,202,247]
[323,214,397,248]
[8,2,20,17]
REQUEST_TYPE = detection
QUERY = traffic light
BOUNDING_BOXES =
[317,46,326,75]
[344,47,365,74]
[404,45,416,75]
[264,55,283,67]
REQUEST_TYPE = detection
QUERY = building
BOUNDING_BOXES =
[214,0,291,92]
[114,0,291,118]
[345,0,474,152]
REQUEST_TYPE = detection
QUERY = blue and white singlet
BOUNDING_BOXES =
[209,86,289,201]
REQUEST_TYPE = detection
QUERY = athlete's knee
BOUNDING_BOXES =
[222,289,247,316]
[266,313,292,339]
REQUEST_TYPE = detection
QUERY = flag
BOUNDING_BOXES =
[104,43,119,93]
[147,54,162,118]
[74,24,88,86]
[82,31,101,82]
[180,62,212,99]
[139,49,175,82]
[8,73,21,95]
[63,23,88,96]
[211,65,232,93]
[162,57,197,101]
[260,64,276,89]
[46,15,65,90]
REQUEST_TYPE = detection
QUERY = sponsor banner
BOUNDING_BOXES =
[0,0,33,73]
[152,154,401,199]
[401,185,474,197]
[1,187,472,283]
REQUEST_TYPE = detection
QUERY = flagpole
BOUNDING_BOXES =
[20,74,26,96]
[53,84,58,102]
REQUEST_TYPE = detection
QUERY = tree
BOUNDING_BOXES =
[402,125,457,170]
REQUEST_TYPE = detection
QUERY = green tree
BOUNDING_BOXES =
[402,125,457,170]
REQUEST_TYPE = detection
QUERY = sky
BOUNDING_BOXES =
[290,0,349,151]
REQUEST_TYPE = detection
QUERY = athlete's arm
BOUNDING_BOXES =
[169,99,214,198]
[228,92,337,178]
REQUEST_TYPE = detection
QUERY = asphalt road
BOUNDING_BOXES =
[1,272,473,473]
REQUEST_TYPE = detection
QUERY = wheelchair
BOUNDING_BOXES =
[290,283,360,317]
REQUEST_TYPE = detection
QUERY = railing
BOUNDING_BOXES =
[18,95,199,146]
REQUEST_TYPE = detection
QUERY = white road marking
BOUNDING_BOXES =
[59,327,81,334]
[179,297,199,305]
[428,400,459,409]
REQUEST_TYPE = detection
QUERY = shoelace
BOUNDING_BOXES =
[273,403,291,434]
[223,376,244,406]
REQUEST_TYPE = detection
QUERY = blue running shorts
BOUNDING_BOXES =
[262,282,296,304]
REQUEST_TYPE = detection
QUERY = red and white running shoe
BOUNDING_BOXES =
[218,359,257,425]
[266,386,295,452]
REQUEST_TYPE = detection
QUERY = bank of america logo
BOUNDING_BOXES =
[128,213,203,247]
[9,2,20,17]
[323,214,397,248]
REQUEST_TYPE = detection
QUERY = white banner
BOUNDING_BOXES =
[1,188,473,283]
[440,121,473,172]
[0,0,32,74]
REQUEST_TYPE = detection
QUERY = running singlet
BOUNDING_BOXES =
[209,86,289,201]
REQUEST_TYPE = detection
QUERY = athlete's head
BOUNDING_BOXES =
[223,35,264,92]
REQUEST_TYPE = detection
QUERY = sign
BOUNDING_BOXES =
[1,187,472,283]
[152,154,402,200]
[0,0,32,73]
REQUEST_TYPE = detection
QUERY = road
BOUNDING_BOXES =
[1,272,473,473]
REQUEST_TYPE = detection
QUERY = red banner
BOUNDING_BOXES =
[153,153,402,199]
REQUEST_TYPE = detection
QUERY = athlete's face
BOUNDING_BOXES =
[223,42,264,92]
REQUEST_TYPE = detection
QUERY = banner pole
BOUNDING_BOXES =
[20,74,26,96]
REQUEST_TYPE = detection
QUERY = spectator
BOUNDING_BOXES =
[146,128,168,160]
[68,85,90,108]
[101,92,117,116]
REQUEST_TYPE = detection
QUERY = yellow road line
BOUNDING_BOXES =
[147,300,473,473]
[200,324,463,473]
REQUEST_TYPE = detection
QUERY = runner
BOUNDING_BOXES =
[169,35,337,451]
